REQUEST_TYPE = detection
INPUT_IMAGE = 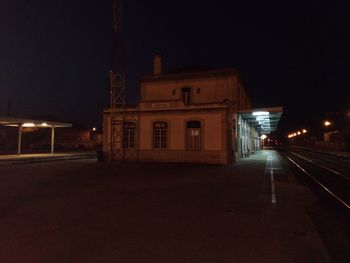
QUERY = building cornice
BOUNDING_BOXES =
[104,104,229,114]
[140,68,238,83]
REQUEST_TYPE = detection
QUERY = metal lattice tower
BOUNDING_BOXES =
[110,0,125,161]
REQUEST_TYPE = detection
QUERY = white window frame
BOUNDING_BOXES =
[153,122,167,149]
[124,122,135,149]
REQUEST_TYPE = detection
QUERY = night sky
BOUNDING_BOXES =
[1,0,349,135]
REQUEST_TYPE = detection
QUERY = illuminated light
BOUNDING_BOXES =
[324,121,331,126]
[256,116,270,122]
[92,127,96,131]
[297,131,301,135]
[22,123,35,127]
[253,111,269,116]
[293,133,297,136]
[302,129,307,133]
[41,123,48,126]
[261,134,267,140]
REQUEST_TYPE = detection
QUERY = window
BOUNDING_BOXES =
[153,122,167,149]
[186,121,201,150]
[124,122,135,149]
[181,87,192,105]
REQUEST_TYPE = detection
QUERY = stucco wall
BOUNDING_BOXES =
[103,68,253,164]
[138,111,223,151]
[103,108,230,164]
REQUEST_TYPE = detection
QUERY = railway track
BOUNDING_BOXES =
[281,148,350,263]
[284,149,350,212]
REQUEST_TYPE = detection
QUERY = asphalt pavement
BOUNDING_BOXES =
[0,150,333,263]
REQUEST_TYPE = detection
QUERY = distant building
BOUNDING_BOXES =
[103,56,282,164]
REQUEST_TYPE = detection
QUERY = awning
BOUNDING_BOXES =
[0,117,72,155]
[237,107,283,134]
[0,117,71,128]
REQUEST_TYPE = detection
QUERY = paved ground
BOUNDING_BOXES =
[0,150,332,263]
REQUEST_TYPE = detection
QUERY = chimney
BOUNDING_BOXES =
[153,54,162,75]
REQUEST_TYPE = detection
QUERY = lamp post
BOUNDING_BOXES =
[51,125,55,154]
[17,125,22,155]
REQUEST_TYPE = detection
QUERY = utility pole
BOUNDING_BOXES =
[110,0,125,161]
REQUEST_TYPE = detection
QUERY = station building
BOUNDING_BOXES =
[103,56,282,164]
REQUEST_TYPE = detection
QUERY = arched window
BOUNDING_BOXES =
[153,122,167,149]
[186,121,201,150]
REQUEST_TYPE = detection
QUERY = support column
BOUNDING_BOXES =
[18,125,22,155]
[51,125,55,154]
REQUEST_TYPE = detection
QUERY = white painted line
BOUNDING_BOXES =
[266,155,277,205]
[287,156,350,211]
[290,152,348,180]
[271,167,277,204]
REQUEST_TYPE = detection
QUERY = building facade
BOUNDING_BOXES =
[103,56,263,164]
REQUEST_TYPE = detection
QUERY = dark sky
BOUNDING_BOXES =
[1,0,349,134]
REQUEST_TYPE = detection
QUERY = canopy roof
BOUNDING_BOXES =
[238,107,283,134]
[0,117,72,128]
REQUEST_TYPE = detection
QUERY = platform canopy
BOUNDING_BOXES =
[0,117,72,155]
[238,107,283,134]
[0,117,71,128]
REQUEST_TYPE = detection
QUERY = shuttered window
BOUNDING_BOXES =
[186,121,201,150]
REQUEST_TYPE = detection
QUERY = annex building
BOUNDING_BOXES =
[103,56,282,164]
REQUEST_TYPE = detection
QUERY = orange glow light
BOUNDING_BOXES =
[324,121,331,126]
